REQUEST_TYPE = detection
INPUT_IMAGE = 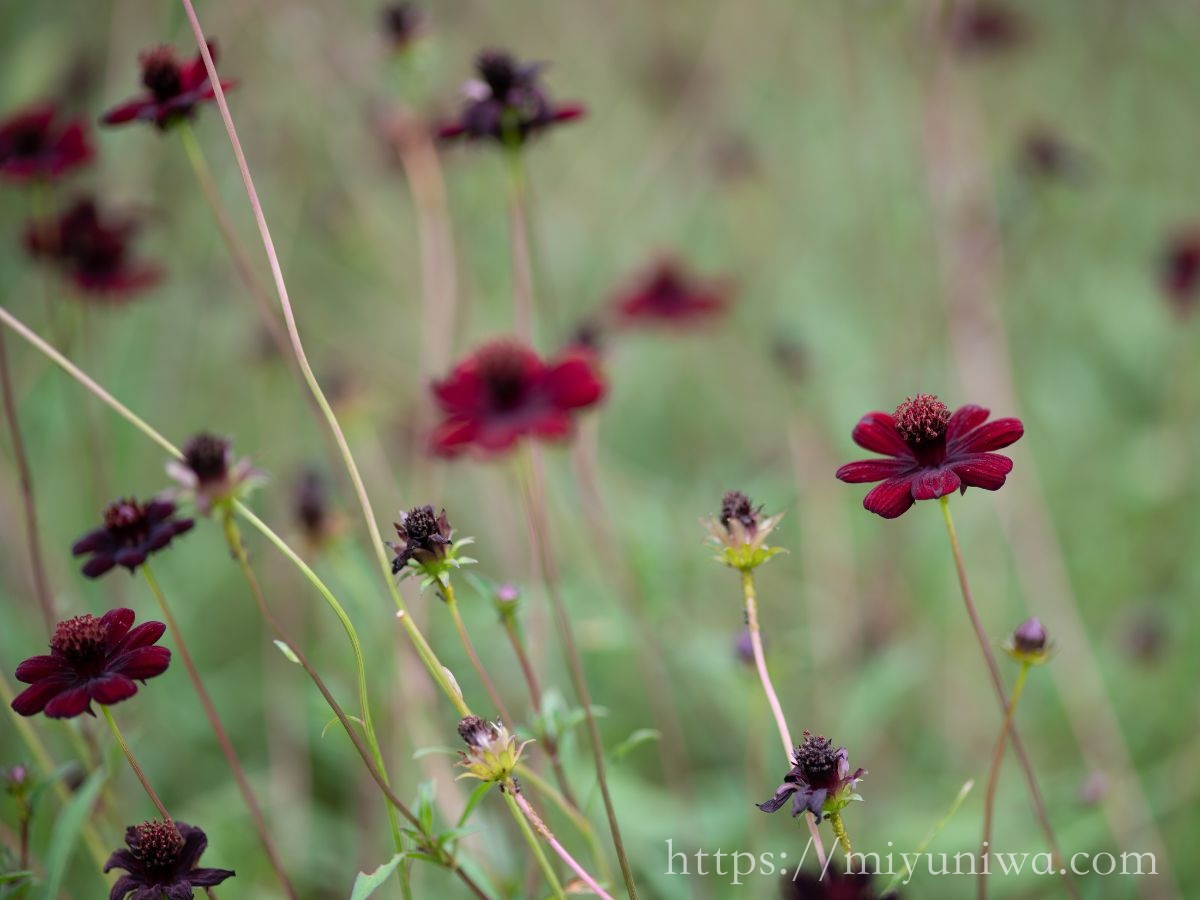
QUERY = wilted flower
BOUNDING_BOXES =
[455,715,532,783]
[1004,617,1052,665]
[0,105,93,183]
[101,42,236,131]
[382,3,425,52]
[1160,227,1200,317]
[10,609,170,719]
[389,504,476,587]
[72,498,194,578]
[429,339,605,457]
[25,197,162,298]
[702,490,786,572]
[835,395,1024,519]
[166,433,263,515]
[758,732,866,822]
[613,258,730,327]
[783,867,897,899]
[438,49,584,146]
[106,820,234,899]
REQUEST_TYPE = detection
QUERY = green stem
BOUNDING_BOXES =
[828,810,852,856]
[979,662,1031,900]
[515,764,611,886]
[444,580,513,723]
[101,705,170,821]
[503,784,566,900]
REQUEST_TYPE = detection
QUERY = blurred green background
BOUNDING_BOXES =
[1,0,1198,897]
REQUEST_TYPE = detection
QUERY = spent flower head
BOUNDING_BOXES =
[758,731,866,823]
[390,505,476,589]
[105,820,234,899]
[72,497,194,578]
[703,490,786,572]
[101,41,237,131]
[455,716,532,783]
[1004,617,1053,666]
[166,433,264,515]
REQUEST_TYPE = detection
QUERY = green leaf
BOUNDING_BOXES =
[0,870,33,884]
[612,728,661,761]
[411,745,459,760]
[456,782,494,828]
[349,853,405,900]
[36,765,107,900]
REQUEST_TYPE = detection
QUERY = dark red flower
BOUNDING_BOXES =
[438,49,584,146]
[72,498,194,578]
[429,340,605,457]
[614,258,730,327]
[1161,227,1200,317]
[10,609,170,719]
[758,732,866,822]
[24,198,162,298]
[835,395,1023,519]
[382,3,425,52]
[783,867,897,899]
[1018,128,1088,184]
[0,105,93,183]
[101,42,236,131]
[106,820,234,899]
[948,2,1029,56]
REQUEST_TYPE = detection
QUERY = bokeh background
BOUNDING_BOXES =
[1,0,1198,898]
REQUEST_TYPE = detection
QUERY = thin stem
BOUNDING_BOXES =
[101,705,170,821]
[502,785,565,900]
[828,811,852,856]
[443,581,514,724]
[0,329,55,630]
[516,446,638,899]
[141,564,298,900]
[502,612,580,811]
[739,569,828,871]
[514,789,614,900]
[938,497,1078,899]
[979,662,1031,900]
[515,764,611,885]
[505,150,535,342]
[177,3,468,720]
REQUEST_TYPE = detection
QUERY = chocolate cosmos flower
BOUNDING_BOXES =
[614,258,730,326]
[429,340,605,457]
[72,498,194,578]
[105,820,234,899]
[166,433,263,515]
[101,42,236,131]
[835,395,1023,519]
[439,49,584,145]
[0,105,93,183]
[24,197,162,298]
[390,504,452,574]
[758,732,865,822]
[783,868,897,899]
[10,609,170,719]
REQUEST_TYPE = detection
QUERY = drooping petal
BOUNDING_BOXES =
[164,882,195,900]
[953,417,1024,453]
[187,868,235,887]
[43,684,94,718]
[104,849,138,874]
[912,467,961,500]
[10,678,72,716]
[850,412,911,458]
[14,655,68,683]
[174,823,209,870]
[111,646,171,680]
[862,477,917,519]
[72,528,111,554]
[835,458,911,484]
[952,452,1014,491]
[82,554,117,578]
[756,783,797,813]
[89,673,138,705]
[107,874,140,900]
[114,548,147,570]
[946,404,989,443]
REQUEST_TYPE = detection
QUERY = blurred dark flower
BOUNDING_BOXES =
[948,2,1029,56]
[614,258,730,327]
[294,467,339,548]
[783,867,896,899]
[1018,128,1088,184]
[390,505,451,573]
[382,3,425,52]
[106,820,234,899]
[101,42,236,131]
[0,105,93,183]
[438,49,584,146]
[24,197,162,298]
[1160,227,1200,317]
[836,395,1023,519]
[1118,605,1168,664]
[1004,617,1052,665]
[10,609,170,719]
[703,490,785,572]
[456,716,531,783]
[758,731,866,822]
[72,498,194,578]
[166,433,263,515]
[430,339,605,457]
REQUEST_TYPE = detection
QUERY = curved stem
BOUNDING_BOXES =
[938,497,1078,900]
[515,764,611,885]
[516,446,638,899]
[502,785,565,900]
[141,564,298,899]
[979,662,1031,900]
[101,705,170,821]
[443,581,514,724]
[513,789,614,900]
[0,329,55,630]
[739,569,828,871]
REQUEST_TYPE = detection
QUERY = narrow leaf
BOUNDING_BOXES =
[349,853,405,900]
[37,766,107,900]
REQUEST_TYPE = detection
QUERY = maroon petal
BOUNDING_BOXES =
[952,452,1014,491]
[11,678,72,716]
[72,528,111,555]
[946,404,989,443]
[112,621,166,654]
[175,823,208,869]
[101,608,136,645]
[100,98,156,126]
[955,417,1024,453]
[544,353,605,410]
[114,548,147,569]
[862,477,917,519]
[850,412,911,458]
[429,417,477,457]
[89,673,138,705]
[13,655,68,683]
[107,874,139,900]
[104,848,138,873]
[43,684,94,718]
[187,868,235,888]
[835,458,910,484]
[475,420,525,453]
[111,646,171,680]
[431,371,485,414]
[531,410,574,441]
[912,467,961,500]
[81,554,117,578]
